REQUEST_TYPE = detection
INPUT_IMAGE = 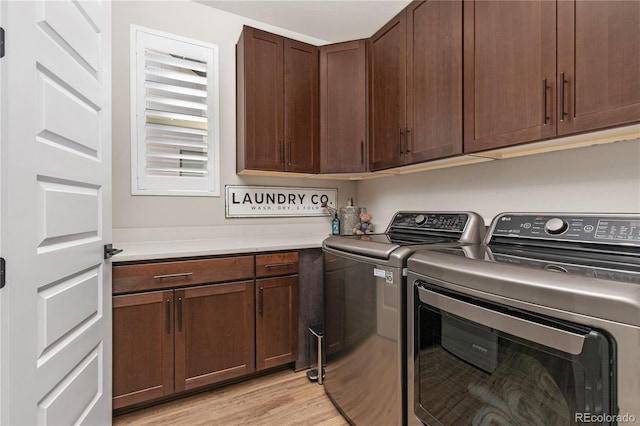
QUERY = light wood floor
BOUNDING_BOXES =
[112,369,349,426]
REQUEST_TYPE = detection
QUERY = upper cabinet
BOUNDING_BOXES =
[237,26,319,173]
[406,1,464,165]
[463,1,557,152]
[464,0,640,153]
[369,12,407,171]
[369,1,463,171]
[557,1,640,136]
[369,11,407,170]
[284,39,320,172]
[236,2,639,177]
[320,40,368,173]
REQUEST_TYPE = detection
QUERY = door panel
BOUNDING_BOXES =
[1,1,112,424]
[284,39,319,173]
[242,27,284,171]
[320,40,367,173]
[174,281,255,392]
[369,12,407,171]
[256,275,299,370]
[463,0,556,152]
[407,0,463,164]
[112,291,174,410]
[557,0,640,135]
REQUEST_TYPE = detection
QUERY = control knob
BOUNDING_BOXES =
[544,218,568,235]
[415,214,426,226]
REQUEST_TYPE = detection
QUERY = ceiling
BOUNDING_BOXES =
[196,1,412,43]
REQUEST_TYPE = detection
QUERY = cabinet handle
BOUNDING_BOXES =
[264,262,294,269]
[259,287,264,317]
[360,140,365,165]
[398,128,404,155]
[153,272,193,280]
[280,138,285,165]
[287,140,292,166]
[405,127,411,153]
[165,299,171,334]
[559,72,567,122]
[542,79,550,125]
[178,297,183,332]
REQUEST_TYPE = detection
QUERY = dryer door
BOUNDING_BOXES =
[413,282,614,426]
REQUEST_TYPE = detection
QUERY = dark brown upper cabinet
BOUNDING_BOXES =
[237,26,319,173]
[463,1,557,152]
[557,1,640,136]
[369,1,463,171]
[369,12,406,171]
[320,40,367,173]
[464,0,640,153]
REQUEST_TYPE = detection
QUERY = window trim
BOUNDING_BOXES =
[129,25,220,197]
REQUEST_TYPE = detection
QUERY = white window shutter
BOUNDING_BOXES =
[130,26,220,196]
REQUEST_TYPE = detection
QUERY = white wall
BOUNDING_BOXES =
[357,139,640,229]
[113,2,640,237]
[112,1,358,231]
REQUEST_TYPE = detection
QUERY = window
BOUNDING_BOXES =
[130,26,220,196]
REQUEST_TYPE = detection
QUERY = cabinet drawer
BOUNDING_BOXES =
[113,256,254,294]
[256,252,298,278]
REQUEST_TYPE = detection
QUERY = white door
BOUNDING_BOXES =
[0,1,112,424]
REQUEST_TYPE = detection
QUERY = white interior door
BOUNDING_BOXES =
[0,1,112,424]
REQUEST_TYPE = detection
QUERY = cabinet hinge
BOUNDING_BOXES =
[1,257,6,289]
[0,28,5,58]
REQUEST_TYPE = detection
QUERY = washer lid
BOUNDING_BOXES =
[323,234,400,260]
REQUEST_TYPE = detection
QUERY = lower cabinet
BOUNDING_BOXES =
[113,281,255,410]
[113,252,299,411]
[112,290,174,410]
[255,252,300,371]
[174,281,255,392]
[256,275,299,370]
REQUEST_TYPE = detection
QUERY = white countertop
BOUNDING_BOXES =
[112,223,329,262]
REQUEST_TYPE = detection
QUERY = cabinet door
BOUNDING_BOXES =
[284,39,319,173]
[463,0,556,152]
[113,290,174,409]
[369,11,407,171]
[557,1,640,135]
[320,40,367,173]
[406,0,463,164]
[256,275,299,370]
[174,281,255,392]
[238,26,285,171]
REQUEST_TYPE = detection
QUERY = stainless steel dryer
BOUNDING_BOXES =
[322,211,485,426]
[408,213,640,425]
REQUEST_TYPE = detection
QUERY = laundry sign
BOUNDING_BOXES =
[225,186,337,218]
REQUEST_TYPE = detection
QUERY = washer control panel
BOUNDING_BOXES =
[492,214,640,244]
[389,212,469,233]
